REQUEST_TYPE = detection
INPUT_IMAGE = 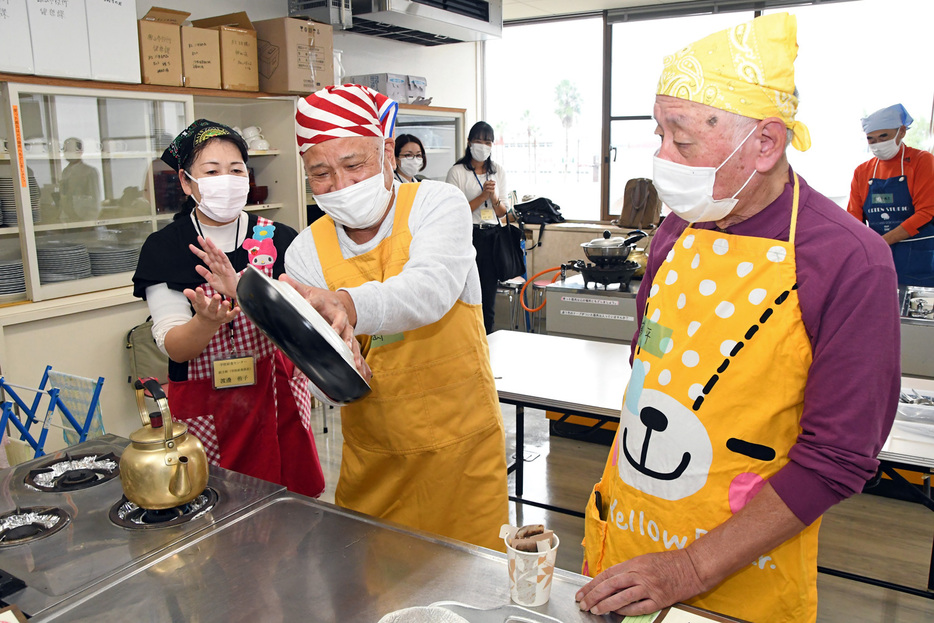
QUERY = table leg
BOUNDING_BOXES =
[515,405,524,498]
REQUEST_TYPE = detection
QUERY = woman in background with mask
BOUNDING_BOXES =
[847,103,934,286]
[394,133,427,183]
[132,119,325,498]
[445,121,509,333]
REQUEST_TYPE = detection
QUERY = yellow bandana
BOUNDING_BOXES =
[656,12,811,152]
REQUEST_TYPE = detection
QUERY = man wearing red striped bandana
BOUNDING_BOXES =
[283,84,509,551]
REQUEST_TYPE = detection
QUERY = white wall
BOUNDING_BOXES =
[0,292,151,455]
[333,31,480,124]
[134,0,285,21]
[134,1,480,123]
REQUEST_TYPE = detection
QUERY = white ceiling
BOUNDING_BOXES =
[502,0,688,21]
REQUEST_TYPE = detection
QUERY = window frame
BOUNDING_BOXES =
[500,0,870,222]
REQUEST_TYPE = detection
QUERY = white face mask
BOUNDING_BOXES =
[398,156,423,179]
[870,137,901,161]
[313,147,392,230]
[470,142,492,162]
[651,126,758,223]
[185,172,249,223]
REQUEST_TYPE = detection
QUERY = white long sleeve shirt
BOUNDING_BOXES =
[445,161,508,225]
[284,180,481,337]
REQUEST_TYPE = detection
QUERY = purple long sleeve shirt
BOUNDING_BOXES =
[634,169,901,525]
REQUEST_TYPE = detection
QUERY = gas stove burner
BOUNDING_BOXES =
[24,452,120,492]
[108,487,219,530]
[0,506,71,547]
[564,259,639,289]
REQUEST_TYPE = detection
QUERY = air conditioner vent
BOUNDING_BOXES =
[349,17,458,46]
[411,0,490,22]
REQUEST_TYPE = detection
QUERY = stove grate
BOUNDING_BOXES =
[109,487,219,530]
[0,506,71,547]
[24,452,120,492]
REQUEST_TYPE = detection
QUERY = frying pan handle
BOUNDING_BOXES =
[624,230,648,246]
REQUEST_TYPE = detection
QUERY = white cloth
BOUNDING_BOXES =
[445,161,508,225]
[861,103,913,133]
[377,607,469,623]
[145,211,249,355]
[285,179,481,337]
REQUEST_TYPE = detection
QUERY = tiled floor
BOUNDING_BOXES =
[312,402,934,622]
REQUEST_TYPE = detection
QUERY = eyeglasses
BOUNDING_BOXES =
[399,154,423,160]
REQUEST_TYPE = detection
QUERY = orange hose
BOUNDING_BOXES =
[519,267,563,313]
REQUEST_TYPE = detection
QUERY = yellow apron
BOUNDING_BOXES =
[583,174,819,623]
[312,182,509,551]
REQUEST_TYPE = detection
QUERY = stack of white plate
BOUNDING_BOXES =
[88,245,140,276]
[0,176,41,226]
[0,259,26,295]
[37,242,92,282]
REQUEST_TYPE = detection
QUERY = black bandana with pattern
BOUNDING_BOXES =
[160,119,249,171]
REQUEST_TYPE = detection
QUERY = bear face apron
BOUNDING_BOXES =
[583,174,820,623]
[311,183,509,551]
[862,148,934,286]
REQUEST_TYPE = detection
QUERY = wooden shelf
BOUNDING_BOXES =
[0,72,286,100]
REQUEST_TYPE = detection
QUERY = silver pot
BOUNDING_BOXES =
[581,230,647,265]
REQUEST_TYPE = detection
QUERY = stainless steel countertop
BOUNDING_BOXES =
[35,493,620,622]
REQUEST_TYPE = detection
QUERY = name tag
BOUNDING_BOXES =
[872,193,894,204]
[370,333,404,349]
[480,208,496,223]
[637,318,674,359]
[212,355,256,389]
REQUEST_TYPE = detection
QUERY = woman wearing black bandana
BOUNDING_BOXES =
[132,119,325,497]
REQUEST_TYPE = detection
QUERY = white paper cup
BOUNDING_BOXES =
[504,533,559,607]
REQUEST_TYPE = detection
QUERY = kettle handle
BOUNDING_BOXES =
[134,378,174,443]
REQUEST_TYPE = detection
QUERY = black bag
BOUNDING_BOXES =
[492,211,526,281]
[614,178,661,229]
[513,197,565,224]
[513,197,564,249]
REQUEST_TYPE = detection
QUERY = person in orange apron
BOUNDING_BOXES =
[577,14,900,622]
[132,119,325,499]
[283,84,509,551]
[847,104,934,286]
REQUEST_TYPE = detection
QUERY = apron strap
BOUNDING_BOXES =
[788,172,800,246]
[870,143,906,181]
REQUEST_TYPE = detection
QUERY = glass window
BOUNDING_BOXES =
[766,0,934,206]
[485,18,603,221]
[608,12,743,220]
[610,13,741,118]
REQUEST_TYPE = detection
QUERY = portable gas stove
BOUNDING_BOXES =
[0,434,283,619]
[561,259,640,290]
[543,263,641,345]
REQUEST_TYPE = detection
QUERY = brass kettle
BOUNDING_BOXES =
[120,378,209,509]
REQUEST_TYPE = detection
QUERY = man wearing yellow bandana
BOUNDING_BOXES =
[577,13,899,622]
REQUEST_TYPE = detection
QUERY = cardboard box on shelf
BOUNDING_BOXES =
[26,0,91,80]
[253,17,334,94]
[138,7,188,87]
[191,12,258,92]
[351,73,407,102]
[181,26,221,89]
[1,0,33,75]
[406,76,427,104]
[86,0,140,83]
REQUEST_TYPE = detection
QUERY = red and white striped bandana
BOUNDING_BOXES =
[295,84,398,154]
